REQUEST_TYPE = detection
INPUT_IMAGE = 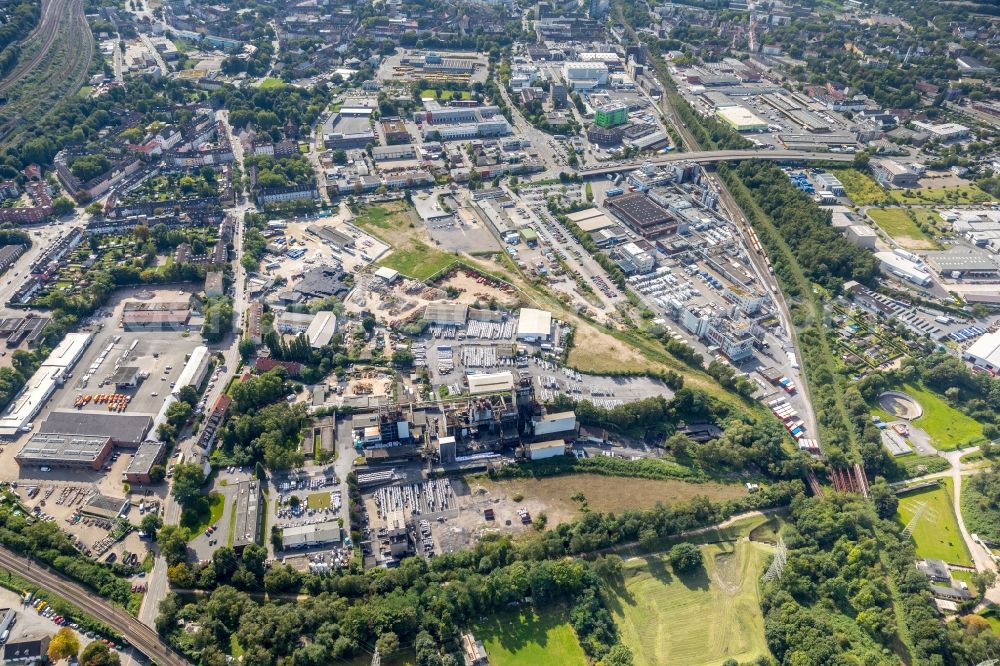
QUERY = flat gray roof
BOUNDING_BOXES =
[127,440,165,475]
[232,479,262,549]
[16,433,111,464]
[40,411,153,447]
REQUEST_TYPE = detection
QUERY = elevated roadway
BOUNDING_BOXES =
[0,546,190,665]
[577,149,854,178]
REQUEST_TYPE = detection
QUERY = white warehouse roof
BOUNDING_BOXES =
[305,311,338,348]
[174,346,210,394]
[468,371,514,395]
[964,331,1000,369]
[517,308,552,338]
[42,333,92,370]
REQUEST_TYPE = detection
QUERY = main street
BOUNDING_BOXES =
[138,108,253,631]
[0,545,189,665]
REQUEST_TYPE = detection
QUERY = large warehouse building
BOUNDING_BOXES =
[605,192,679,239]
[0,333,93,437]
[39,411,154,448]
[715,106,768,132]
[15,433,114,470]
[963,331,1000,372]
[174,346,210,395]
[516,308,552,342]
[305,311,338,348]
[232,479,263,552]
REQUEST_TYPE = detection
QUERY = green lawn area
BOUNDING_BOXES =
[352,203,458,280]
[181,492,225,540]
[895,478,972,566]
[419,89,472,101]
[353,205,394,229]
[605,535,772,665]
[838,168,890,205]
[259,77,286,90]
[306,491,331,509]
[470,606,587,666]
[903,383,985,450]
[889,184,995,205]
[379,242,457,281]
[867,208,942,250]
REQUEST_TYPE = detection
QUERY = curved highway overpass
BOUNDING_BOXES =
[578,149,854,178]
[0,546,189,665]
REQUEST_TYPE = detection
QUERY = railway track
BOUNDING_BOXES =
[0,0,69,95]
[0,546,190,666]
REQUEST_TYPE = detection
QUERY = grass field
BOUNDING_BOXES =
[420,89,472,101]
[889,184,994,205]
[259,77,286,89]
[182,492,224,540]
[475,474,746,525]
[867,208,942,250]
[352,202,459,280]
[838,169,890,205]
[380,241,457,280]
[904,383,985,450]
[606,525,772,665]
[471,606,587,666]
[895,478,972,566]
[306,491,331,509]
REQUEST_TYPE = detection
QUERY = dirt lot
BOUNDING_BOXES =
[435,271,520,308]
[467,474,748,527]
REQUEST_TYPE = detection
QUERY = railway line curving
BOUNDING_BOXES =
[0,546,190,666]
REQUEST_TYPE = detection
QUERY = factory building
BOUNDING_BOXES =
[532,411,577,438]
[423,303,469,326]
[0,333,93,437]
[281,521,342,550]
[305,310,338,348]
[715,106,768,132]
[875,250,932,287]
[845,225,877,249]
[174,346,210,395]
[912,121,970,142]
[926,249,1000,279]
[963,331,1000,372]
[594,102,628,128]
[232,480,263,552]
[468,371,515,395]
[121,308,190,331]
[516,308,553,342]
[39,411,153,448]
[613,241,656,274]
[871,159,919,189]
[125,440,166,484]
[528,439,566,460]
[562,61,609,90]
[605,191,679,239]
[15,433,114,471]
[815,173,845,196]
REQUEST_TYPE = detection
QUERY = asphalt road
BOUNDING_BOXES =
[0,545,190,665]
[139,110,253,630]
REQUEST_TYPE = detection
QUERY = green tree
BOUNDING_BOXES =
[668,542,703,573]
[171,462,206,507]
[869,476,898,519]
[376,632,400,656]
[177,384,199,406]
[80,640,120,666]
[140,513,163,538]
[157,524,189,566]
[149,464,166,484]
[52,196,75,215]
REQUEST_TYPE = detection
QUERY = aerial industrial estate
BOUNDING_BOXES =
[0,0,997,664]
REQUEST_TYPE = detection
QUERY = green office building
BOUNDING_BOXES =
[594,102,628,128]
